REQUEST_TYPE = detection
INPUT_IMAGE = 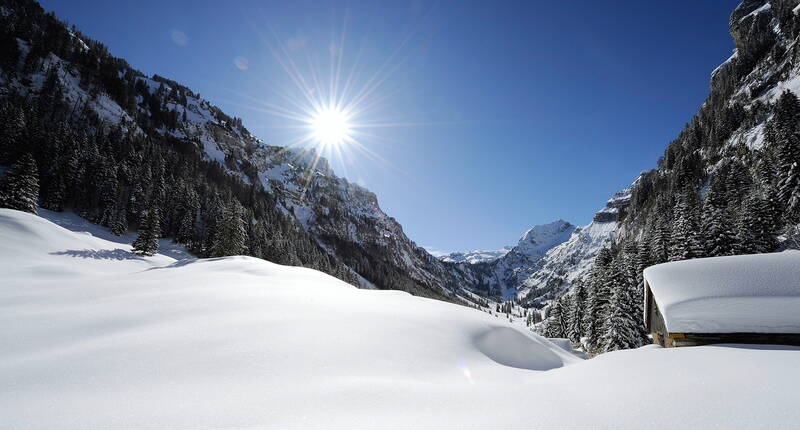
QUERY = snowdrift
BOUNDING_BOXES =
[1,208,798,429]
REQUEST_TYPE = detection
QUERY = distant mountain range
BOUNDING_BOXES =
[3,0,797,318]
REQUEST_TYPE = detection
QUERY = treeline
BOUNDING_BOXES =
[541,87,800,354]
[538,1,800,354]
[0,0,482,303]
[0,0,363,284]
[0,90,357,283]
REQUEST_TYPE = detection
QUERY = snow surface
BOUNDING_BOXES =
[644,252,800,333]
[2,209,800,429]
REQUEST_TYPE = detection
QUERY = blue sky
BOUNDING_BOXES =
[40,0,740,253]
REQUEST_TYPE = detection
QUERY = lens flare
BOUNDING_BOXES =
[310,108,351,146]
[225,4,444,199]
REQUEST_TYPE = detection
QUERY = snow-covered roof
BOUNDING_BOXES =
[644,251,800,334]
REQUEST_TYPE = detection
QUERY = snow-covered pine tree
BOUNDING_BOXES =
[634,235,651,286]
[0,153,39,213]
[0,104,26,164]
[542,299,566,338]
[767,90,800,223]
[724,161,752,207]
[669,189,702,261]
[174,185,199,246]
[109,207,128,236]
[132,208,160,256]
[567,280,587,345]
[600,261,643,352]
[41,174,65,212]
[701,177,737,257]
[779,156,800,223]
[209,200,248,257]
[97,158,119,227]
[582,250,613,352]
[650,217,671,264]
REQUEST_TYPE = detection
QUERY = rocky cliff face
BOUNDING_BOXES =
[513,182,636,305]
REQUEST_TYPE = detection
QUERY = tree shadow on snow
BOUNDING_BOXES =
[50,249,146,261]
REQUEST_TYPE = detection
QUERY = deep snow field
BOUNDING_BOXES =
[1,208,798,429]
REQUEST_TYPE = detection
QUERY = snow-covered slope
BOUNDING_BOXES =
[440,247,511,264]
[514,184,636,303]
[0,3,477,303]
[455,185,634,304]
[2,208,799,429]
[452,220,576,299]
[440,220,578,266]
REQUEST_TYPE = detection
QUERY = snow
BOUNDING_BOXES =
[440,247,511,264]
[514,219,576,258]
[738,121,766,149]
[37,208,192,261]
[199,136,226,165]
[760,71,800,103]
[739,2,771,23]
[2,209,800,429]
[711,50,738,79]
[644,251,800,333]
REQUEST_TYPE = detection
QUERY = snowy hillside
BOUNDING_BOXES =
[440,220,576,266]
[455,186,633,304]
[2,208,799,429]
[514,183,635,303]
[439,247,511,264]
[0,1,481,304]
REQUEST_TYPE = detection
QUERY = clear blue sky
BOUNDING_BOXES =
[40,0,740,253]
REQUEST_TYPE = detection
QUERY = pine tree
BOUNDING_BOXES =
[583,271,611,353]
[767,90,800,223]
[650,218,671,264]
[542,299,566,338]
[567,281,587,344]
[634,236,651,286]
[209,200,248,257]
[702,179,737,257]
[738,192,778,254]
[0,106,26,164]
[669,190,702,261]
[779,157,800,222]
[41,174,65,211]
[0,153,39,213]
[600,268,643,352]
[109,207,128,236]
[132,208,160,256]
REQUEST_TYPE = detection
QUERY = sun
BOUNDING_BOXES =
[310,108,352,146]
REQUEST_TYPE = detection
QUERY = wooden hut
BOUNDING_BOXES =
[643,251,800,347]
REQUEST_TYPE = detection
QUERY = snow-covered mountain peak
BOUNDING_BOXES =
[513,220,576,258]
[439,247,512,264]
[439,220,574,266]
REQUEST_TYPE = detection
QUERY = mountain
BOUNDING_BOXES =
[439,219,578,266]
[439,247,511,264]
[537,0,800,355]
[512,182,636,304]
[447,220,575,300]
[0,0,480,305]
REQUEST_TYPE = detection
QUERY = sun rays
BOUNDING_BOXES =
[221,3,442,200]
[309,106,352,147]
